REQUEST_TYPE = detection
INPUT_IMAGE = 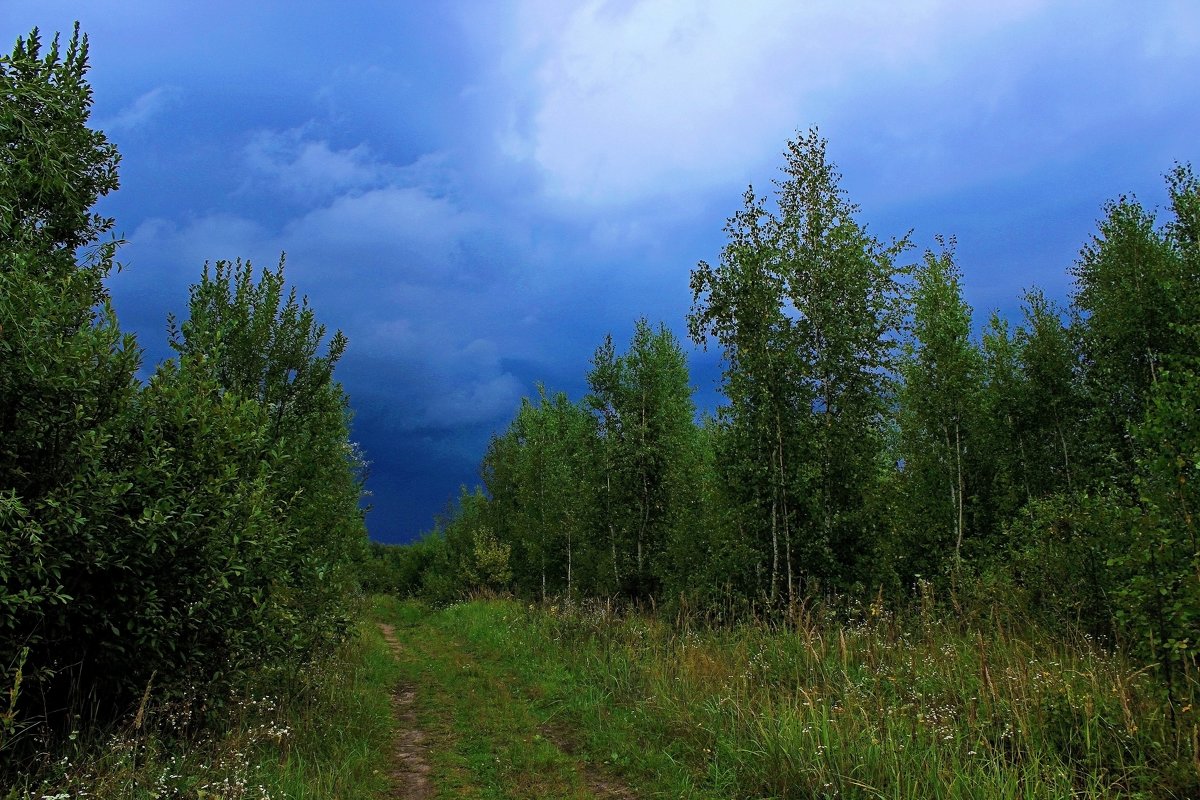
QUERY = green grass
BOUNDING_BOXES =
[376,595,1200,800]
[16,594,1195,799]
[14,615,401,799]
[372,594,628,799]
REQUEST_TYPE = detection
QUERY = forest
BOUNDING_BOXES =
[4,17,1200,800]
[369,122,1200,794]
[380,126,1199,677]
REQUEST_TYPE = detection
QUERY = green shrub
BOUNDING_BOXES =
[1,26,369,776]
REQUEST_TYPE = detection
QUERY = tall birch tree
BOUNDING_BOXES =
[691,129,909,599]
[586,319,697,598]
[896,244,981,580]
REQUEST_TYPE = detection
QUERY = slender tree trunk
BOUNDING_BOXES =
[1011,415,1034,507]
[954,420,965,568]
[776,408,793,609]
[822,372,834,571]
[540,482,547,601]
[639,399,648,577]
[606,468,620,587]
[943,424,959,571]
[770,493,779,604]
[1054,414,1073,492]
[764,352,780,603]
[638,471,650,574]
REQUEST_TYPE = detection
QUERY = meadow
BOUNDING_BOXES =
[373,594,1195,799]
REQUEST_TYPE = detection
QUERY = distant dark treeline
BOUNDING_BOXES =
[1,25,368,767]
[375,129,1199,702]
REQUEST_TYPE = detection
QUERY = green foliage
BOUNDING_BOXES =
[1014,290,1083,497]
[1072,173,1197,479]
[0,24,146,732]
[586,319,698,599]
[167,256,367,660]
[479,386,596,600]
[441,486,512,594]
[690,128,909,600]
[1,254,366,749]
[168,257,348,437]
[0,24,368,780]
[357,541,430,596]
[660,416,760,612]
[1115,328,1200,699]
[385,135,1200,774]
[690,179,812,604]
[124,360,288,692]
[999,491,1125,636]
[21,615,399,800]
[0,24,120,296]
[895,243,983,582]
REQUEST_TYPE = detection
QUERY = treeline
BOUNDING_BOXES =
[382,130,1198,696]
[0,25,367,766]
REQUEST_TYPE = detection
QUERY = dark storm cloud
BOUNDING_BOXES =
[4,0,1198,541]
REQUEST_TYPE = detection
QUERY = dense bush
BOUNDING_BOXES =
[0,25,368,772]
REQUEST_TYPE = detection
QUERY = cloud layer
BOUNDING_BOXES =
[3,0,1198,539]
[506,0,1054,203]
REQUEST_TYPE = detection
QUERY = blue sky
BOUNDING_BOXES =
[4,1,1198,542]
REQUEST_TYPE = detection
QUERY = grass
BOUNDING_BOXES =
[12,593,1196,798]
[11,615,401,799]
[372,594,623,799]
[376,594,1200,799]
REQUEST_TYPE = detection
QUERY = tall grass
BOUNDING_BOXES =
[436,593,1199,799]
[8,617,400,800]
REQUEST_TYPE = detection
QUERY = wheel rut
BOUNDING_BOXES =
[378,623,433,799]
[379,617,639,798]
[539,723,639,799]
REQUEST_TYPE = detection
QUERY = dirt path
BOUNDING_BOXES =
[378,623,433,799]
[379,612,639,799]
[539,724,638,800]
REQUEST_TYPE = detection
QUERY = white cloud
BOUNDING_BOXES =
[121,172,519,434]
[134,133,480,283]
[439,359,526,429]
[364,320,526,431]
[127,213,270,276]
[244,128,392,198]
[284,186,476,261]
[98,86,180,133]
[506,0,1049,205]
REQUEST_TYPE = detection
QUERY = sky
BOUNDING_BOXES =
[3,1,1198,543]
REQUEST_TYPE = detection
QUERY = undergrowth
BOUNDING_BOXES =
[5,617,399,800]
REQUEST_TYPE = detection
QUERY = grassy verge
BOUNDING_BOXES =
[378,596,1198,800]
[12,614,401,800]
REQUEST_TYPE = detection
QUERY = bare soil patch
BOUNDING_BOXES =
[378,623,433,799]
